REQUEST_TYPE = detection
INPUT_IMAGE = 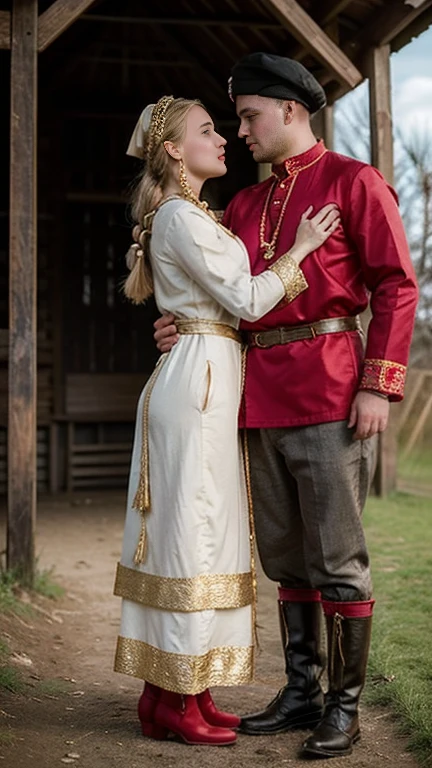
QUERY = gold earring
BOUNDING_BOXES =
[179,159,193,198]
[178,159,214,219]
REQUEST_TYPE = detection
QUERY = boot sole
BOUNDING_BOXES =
[156,724,236,746]
[301,732,361,759]
[239,714,322,736]
[173,731,237,746]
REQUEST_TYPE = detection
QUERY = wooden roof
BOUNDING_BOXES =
[1,0,432,118]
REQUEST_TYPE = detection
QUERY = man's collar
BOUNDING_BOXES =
[272,139,326,179]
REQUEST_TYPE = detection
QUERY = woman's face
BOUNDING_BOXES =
[180,105,227,182]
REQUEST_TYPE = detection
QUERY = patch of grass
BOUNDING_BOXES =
[0,728,15,747]
[0,665,25,694]
[33,567,65,600]
[0,570,32,617]
[0,565,64,616]
[0,635,25,694]
[364,492,432,766]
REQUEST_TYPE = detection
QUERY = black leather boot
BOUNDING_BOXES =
[302,600,374,759]
[240,588,325,735]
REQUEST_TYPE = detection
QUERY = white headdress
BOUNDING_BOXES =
[126,104,155,159]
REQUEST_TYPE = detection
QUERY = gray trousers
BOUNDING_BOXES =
[247,421,377,602]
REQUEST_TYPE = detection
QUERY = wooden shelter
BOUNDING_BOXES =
[1,0,431,579]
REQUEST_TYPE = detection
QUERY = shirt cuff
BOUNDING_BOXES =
[269,254,308,304]
[359,359,407,401]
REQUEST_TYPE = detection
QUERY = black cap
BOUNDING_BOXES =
[229,52,327,113]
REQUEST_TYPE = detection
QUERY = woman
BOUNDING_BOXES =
[114,96,340,746]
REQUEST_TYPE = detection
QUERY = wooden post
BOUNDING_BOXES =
[368,45,394,185]
[8,0,38,583]
[367,44,397,496]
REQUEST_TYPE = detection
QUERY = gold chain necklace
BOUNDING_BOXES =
[259,174,298,260]
[259,147,328,261]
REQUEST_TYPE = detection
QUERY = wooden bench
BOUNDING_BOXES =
[54,373,147,492]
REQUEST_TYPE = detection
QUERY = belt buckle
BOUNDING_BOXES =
[309,324,317,339]
[253,332,267,349]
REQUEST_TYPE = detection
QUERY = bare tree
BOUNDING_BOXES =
[335,97,432,366]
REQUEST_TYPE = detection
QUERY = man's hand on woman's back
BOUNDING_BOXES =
[154,313,179,353]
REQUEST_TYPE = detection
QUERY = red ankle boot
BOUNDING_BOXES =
[138,682,168,740]
[154,690,237,745]
[197,689,241,728]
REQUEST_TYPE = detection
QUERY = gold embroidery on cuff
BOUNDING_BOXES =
[114,563,254,612]
[360,358,407,398]
[114,636,254,693]
[269,254,308,304]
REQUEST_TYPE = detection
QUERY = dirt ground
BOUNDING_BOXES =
[0,492,420,768]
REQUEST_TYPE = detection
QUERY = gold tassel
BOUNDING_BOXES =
[131,356,167,565]
[133,514,148,565]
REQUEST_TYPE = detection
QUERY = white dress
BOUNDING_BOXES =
[114,199,286,694]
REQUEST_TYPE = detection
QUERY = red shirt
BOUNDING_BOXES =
[223,141,419,428]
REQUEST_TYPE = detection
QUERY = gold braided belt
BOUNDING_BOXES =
[176,318,242,343]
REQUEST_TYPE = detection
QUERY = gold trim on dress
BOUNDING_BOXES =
[269,254,309,304]
[360,358,407,399]
[114,636,254,693]
[114,563,253,612]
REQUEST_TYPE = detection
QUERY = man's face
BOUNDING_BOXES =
[236,94,289,164]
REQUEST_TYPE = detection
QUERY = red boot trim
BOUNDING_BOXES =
[278,587,321,603]
[322,599,375,618]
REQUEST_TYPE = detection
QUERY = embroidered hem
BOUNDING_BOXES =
[114,636,254,693]
[114,563,253,612]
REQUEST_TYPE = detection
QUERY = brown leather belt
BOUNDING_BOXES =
[247,316,362,349]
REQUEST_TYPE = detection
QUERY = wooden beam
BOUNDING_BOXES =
[261,0,362,89]
[8,0,38,583]
[38,0,97,53]
[0,10,10,49]
[312,0,352,27]
[82,57,195,67]
[349,0,432,51]
[291,0,350,62]
[81,14,281,29]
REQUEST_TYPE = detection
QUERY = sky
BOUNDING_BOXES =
[335,24,432,146]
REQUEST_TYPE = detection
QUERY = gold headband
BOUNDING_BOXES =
[146,95,174,158]
[126,96,174,160]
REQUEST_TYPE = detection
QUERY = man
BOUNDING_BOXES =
[153,53,418,759]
